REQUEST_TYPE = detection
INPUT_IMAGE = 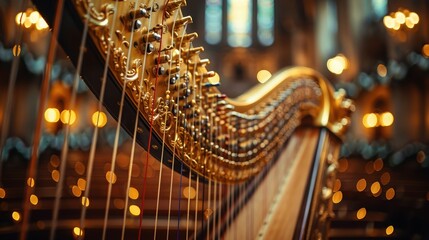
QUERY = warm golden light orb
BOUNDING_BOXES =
[422,44,429,58]
[383,16,394,29]
[332,191,343,204]
[257,70,272,83]
[92,111,107,128]
[371,181,381,195]
[15,12,26,25]
[0,187,6,199]
[44,108,60,123]
[30,194,39,205]
[356,207,367,220]
[327,54,348,75]
[380,112,394,127]
[129,205,141,216]
[386,188,395,200]
[183,186,197,199]
[363,113,378,128]
[12,211,21,222]
[27,177,35,187]
[356,178,367,192]
[386,225,394,235]
[60,109,77,125]
[73,227,84,237]
[105,171,117,184]
[51,170,60,182]
[377,64,387,77]
[129,187,139,200]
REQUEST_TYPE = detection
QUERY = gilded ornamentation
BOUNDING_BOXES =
[75,0,115,26]
[71,0,351,183]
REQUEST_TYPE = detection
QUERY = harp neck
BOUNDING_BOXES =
[33,0,353,183]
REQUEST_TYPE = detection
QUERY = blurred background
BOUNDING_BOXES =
[1,0,429,239]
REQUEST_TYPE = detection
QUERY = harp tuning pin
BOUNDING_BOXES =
[177,32,198,42]
[137,42,155,54]
[153,66,166,76]
[171,16,193,29]
[170,49,181,61]
[169,73,180,85]
[141,32,161,43]
[181,47,204,59]
[189,58,210,67]
[155,55,170,64]
[165,0,187,18]
[196,71,216,79]
[203,82,220,88]
[166,65,181,75]
[121,18,142,32]
[121,8,150,31]
[173,88,192,101]
[127,8,150,20]
[207,93,227,100]
[174,82,187,91]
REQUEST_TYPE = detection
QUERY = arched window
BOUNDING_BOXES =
[205,0,223,45]
[257,0,274,46]
[205,0,274,47]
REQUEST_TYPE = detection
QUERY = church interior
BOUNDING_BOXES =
[0,0,429,239]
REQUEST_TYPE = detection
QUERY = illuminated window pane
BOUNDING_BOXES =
[227,0,252,47]
[371,0,387,19]
[205,0,223,45]
[257,0,274,46]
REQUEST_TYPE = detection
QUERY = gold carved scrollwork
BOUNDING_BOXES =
[124,59,142,82]
[75,0,115,26]
[156,103,174,132]
[172,127,186,151]
[70,0,352,183]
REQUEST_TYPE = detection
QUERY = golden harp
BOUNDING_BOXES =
[0,0,353,239]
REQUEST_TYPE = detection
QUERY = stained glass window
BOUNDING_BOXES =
[257,0,274,46]
[205,0,223,45]
[227,0,252,47]
[205,0,274,47]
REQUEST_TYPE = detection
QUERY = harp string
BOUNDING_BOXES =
[227,182,232,237]
[177,162,184,239]
[97,0,146,238]
[233,119,239,239]
[201,164,206,237]
[78,0,120,238]
[226,116,232,236]
[212,104,220,239]
[137,0,168,236]
[206,168,212,240]
[109,0,172,239]
[117,0,154,236]
[194,65,206,240]
[5,1,30,239]
[153,4,181,238]
[48,0,89,239]
[212,176,217,239]
[217,183,223,239]
[0,0,28,186]
[185,167,192,239]
[165,18,190,240]
[243,121,251,239]
[185,58,199,240]
[193,174,200,238]
[172,11,184,240]
[214,113,224,239]
[207,91,220,239]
